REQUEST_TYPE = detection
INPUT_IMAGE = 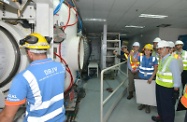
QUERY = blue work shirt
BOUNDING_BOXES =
[138,56,158,80]
[6,58,66,122]
[161,54,181,88]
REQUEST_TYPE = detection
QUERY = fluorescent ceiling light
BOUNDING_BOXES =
[139,14,168,19]
[83,18,106,22]
[125,25,145,28]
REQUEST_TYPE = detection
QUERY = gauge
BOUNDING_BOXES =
[0,26,20,88]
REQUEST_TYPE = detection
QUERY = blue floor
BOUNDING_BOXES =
[76,76,186,122]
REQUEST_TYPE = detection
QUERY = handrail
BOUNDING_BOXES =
[100,61,127,122]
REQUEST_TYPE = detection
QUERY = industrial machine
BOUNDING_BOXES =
[0,0,88,121]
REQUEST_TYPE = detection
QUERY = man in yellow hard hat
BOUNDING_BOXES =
[0,33,66,122]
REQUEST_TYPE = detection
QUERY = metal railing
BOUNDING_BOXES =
[100,61,128,122]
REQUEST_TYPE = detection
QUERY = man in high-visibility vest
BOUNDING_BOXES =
[181,85,187,122]
[126,42,141,100]
[113,45,129,60]
[152,37,161,57]
[174,40,187,89]
[168,41,183,73]
[152,41,181,122]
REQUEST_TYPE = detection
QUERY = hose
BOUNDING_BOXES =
[53,0,64,15]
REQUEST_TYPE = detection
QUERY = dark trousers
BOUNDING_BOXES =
[156,84,175,122]
[185,110,187,122]
[128,69,138,92]
[182,70,187,89]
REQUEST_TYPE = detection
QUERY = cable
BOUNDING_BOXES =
[54,0,64,15]
[63,3,71,30]
[71,0,83,31]
[54,52,73,93]
[61,2,79,29]
[53,43,74,94]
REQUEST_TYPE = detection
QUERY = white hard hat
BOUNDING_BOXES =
[175,40,183,45]
[153,37,161,43]
[132,42,140,47]
[168,41,175,48]
[156,40,170,48]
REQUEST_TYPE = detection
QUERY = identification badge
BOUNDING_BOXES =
[144,72,147,77]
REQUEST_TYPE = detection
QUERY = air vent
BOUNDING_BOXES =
[156,24,171,27]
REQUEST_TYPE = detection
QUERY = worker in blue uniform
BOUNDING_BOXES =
[152,41,181,122]
[130,44,158,113]
[0,33,66,122]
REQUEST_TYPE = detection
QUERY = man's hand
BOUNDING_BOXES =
[147,78,152,84]
[113,50,117,55]
[129,50,134,56]
[173,90,179,100]
[131,70,137,73]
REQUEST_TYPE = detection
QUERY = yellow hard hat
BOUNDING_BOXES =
[19,33,51,50]
[144,44,153,50]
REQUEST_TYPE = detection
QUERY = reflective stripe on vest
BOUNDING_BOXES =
[130,52,141,70]
[23,70,65,121]
[124,53,128,59]
[139,56,155,75]
[182,51,187,70]
[27,106,64,122]
[181,86,187,108]
[156,56,174,88]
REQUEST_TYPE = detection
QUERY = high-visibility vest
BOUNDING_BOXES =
[156,55,160,64]
[174,50,187,70]
[181,85,187,108]
[156,55,174,88]
[124,53,128,59]
[171,53,183,72]
[139,56,156,76]
[152,50,157,57]
[172,53,180,59]
[130,52,142,70]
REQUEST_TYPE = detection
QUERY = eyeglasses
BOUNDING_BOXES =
[19,36,38,45]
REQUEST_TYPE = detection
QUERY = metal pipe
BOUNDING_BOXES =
[100,61,127,122]
[103,77,127,105]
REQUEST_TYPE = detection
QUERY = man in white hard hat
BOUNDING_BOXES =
[174,40,187,89]
[152,37,161,57]
[152,41,181,122]
[126,42,141,100]
[168,41,183,73]
[168,41,175,53]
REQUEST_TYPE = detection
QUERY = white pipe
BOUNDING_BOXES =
[103,77,127,105]
[100,61,127,122]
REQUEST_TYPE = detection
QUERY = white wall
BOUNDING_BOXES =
[159,28,187,41]
[129,29,159,50]
[89,38,101,62]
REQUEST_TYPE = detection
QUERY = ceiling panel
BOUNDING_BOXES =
[76,0,187,37]
[93,1,115,12]
[171,1,187,11]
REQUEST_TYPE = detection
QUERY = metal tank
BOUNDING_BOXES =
[0,0,87,108]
